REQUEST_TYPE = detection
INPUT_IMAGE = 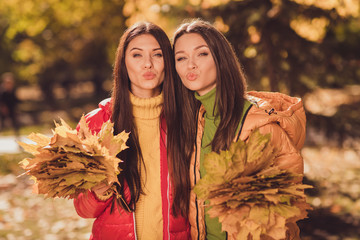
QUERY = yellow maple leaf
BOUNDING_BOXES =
[18,115,129,200]
[194,129,312,239]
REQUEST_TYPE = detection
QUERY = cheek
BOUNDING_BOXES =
[175,64,185,77]
[210,66,217,79]
[160,62,165,74]
[156,62,165,83]
[207,61,217,80]
[125,59,135,75]
[155,60,165,72]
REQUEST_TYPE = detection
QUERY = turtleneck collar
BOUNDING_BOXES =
[130,91,163,120]
[195,87,217,119]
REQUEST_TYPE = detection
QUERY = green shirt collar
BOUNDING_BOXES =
[195,87,217,119]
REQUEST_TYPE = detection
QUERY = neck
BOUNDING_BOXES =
[195,87,217,118]
[130,91,163,120]
[131,88,161,98]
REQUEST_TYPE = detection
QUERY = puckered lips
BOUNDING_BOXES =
[186,72,199,81]
[143,71,156,80]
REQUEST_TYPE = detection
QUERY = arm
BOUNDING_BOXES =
[73,190,113,218]
[73,101,114,218]
[258,123,304,175]
[259,123,305,239]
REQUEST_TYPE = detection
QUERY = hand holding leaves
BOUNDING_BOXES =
[18,116,129,200]
[194,130,312,240]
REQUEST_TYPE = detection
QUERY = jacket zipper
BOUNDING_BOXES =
[167,173,170,240]
[194,110,200,240]
[133,213,138,240]
[194,103,252,240]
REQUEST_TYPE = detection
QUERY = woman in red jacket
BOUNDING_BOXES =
[74,22,190,240]
[171,19,306,240]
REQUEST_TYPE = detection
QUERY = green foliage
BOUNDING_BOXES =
[0,153,30,175]
[0,0,127,104]
[2,0,359,95]
[160,0,360,143]
[161,0,360,95]
[1,0,359,142]
[1,0,359,95]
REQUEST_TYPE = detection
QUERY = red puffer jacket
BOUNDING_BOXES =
[73,98,190,240]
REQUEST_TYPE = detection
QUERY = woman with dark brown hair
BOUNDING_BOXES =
[171,19,306,240]
[73,22,190,240]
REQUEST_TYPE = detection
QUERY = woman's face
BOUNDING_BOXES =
[125,34,164,98]
[174,33,217,96]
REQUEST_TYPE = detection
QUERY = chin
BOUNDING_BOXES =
[186,85,200,92]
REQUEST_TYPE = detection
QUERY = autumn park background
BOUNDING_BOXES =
[0,0,360,239]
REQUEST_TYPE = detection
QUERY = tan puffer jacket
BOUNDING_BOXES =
[189,91,306,240]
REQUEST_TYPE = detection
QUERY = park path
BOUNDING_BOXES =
[0,135,33,154]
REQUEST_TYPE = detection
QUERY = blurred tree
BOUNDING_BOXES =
[0,0,127,108]
[152,0,360,145]
[0,0,359,140]
[156,0,360,96]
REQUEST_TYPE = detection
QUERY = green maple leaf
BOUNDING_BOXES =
[271,204,300,219]
[204,151,229,179]
[224,141,246,182]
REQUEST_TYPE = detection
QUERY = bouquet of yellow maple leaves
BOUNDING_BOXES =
[194,130,312,240]
[18,116,129,200]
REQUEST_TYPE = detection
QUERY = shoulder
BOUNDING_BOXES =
[77,98,113,133]
[257,123,304,174]
[241,91,306,150]
[242,110,304,174]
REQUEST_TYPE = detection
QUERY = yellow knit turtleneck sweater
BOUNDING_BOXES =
[130,91,163,240]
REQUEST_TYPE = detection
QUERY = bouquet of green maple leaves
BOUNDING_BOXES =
[194,130,312,240]
[18,116,129,200]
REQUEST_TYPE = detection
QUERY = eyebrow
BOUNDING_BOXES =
[129,47,162,52]
[175,44,209,55]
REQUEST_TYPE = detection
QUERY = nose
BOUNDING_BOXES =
[188,57,197,69]
[144,55,153,69]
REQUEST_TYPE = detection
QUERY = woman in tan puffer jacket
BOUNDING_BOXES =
[169,19,307,240]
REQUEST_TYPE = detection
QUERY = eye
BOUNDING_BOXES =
[153,52,163,58]
[198,52,209,57]
[132,53,142,58]
[176,56,186,62]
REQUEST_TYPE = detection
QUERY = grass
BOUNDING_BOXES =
[0,120,78,137]
[0,152,30,175]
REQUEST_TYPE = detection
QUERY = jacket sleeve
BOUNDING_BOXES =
[258,123,304,175]
[73,190,113,218]
[76,107,111,133]
[73,102,113,219]
[258,123,304,240]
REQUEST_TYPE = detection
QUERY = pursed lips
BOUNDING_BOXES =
[186,72,199,81]
[143,71,156,80]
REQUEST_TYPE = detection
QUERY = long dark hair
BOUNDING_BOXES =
[172,19,247,153]
[111,22,176,212]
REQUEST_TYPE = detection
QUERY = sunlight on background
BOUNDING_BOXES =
[123,1,173,32]
[292,0,360,17]
[304,85,360,116]
[290,16,329,42]
[1,0,360,239]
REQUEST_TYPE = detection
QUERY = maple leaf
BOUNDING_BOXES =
[17,133,50,155]
[194,129,312,240]
[18,115,129,201]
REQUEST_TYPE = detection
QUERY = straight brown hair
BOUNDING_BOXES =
[111,22,190,217]
[172,19,248,153]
